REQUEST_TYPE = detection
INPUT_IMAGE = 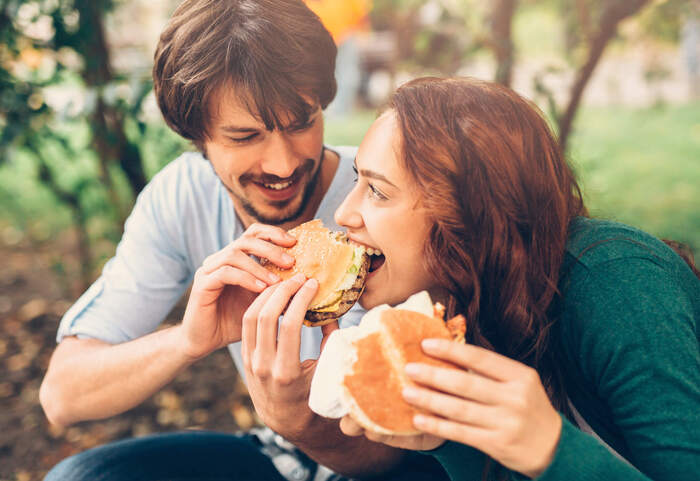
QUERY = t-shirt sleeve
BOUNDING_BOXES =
[56,160,194,344]
[549,257,700,481]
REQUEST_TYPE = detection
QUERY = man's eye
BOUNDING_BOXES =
[230,133,258,143]
[290,119,314,132]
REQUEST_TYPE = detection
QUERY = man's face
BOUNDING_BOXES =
[203,85,326,225]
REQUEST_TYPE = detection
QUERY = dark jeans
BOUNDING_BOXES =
[43,430,449,481]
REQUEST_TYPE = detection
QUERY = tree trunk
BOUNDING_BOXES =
[491,0,518,86]
[75,0,148,215]
[558,0,651,152]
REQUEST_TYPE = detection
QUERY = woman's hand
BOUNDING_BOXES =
[339,415,445,451]
[403,339,562,478]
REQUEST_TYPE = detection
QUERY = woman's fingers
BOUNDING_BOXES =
[421,339,525,382]
[339,415,365,437]
[405,363,502,405]
[403,386,497,428]
[413,414,494,450]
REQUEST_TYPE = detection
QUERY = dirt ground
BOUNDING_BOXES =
[0,231,258,481]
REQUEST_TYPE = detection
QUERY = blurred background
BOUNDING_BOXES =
[1,0,699,479]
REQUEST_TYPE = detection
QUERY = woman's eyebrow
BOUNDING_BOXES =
[362,168,398,188]
[353,159,398,188]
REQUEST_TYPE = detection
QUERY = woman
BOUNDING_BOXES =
[243,77,700,480]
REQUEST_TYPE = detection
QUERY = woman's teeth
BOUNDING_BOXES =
[346,239,382,256]
[263,180,293,190]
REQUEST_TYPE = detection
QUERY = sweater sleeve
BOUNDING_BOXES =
[425,255,700,481]
[546,256,700,481]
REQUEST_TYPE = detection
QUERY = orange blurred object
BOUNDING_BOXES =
[305,0,371,45]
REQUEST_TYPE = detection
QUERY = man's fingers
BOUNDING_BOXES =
[241,284,279,364]
[275,278,318,372]
[256,273,306,360]
[421,339,524,381]
[201,265,268,294]
[237,237,296,271]
[244,223,297,247]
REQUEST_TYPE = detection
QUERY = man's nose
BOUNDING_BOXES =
[260,131,297,179]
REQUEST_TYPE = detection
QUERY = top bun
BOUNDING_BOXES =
[309,291,466,435]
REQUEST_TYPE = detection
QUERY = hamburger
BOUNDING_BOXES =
[263,219,374,326]
[309,291,466,435]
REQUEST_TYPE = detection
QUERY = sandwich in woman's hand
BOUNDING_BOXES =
[263,219,373,326]
[309,291,467,435]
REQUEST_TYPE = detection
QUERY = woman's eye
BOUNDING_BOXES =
[352,165,358,182]
[368,183,387,201]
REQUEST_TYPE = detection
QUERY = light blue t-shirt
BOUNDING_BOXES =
[56,146,364,378]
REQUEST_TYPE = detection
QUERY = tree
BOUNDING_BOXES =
[1,0,158,289]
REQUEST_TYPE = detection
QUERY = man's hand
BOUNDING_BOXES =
[179,223,297,361]
[240,273,339,441]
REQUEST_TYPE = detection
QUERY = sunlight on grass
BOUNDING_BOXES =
[326,103,700,255]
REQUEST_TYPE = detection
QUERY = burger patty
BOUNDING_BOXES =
[304,253,370,326]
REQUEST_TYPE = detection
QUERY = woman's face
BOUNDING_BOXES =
[334,111,437,309]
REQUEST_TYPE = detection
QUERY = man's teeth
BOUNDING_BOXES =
[263,181,293,190]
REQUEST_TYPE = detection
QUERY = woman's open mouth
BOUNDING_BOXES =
[368,253,385,274]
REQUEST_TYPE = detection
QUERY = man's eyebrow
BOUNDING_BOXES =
[353,159,398,188]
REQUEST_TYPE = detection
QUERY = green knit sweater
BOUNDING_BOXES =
[425,217,700,480]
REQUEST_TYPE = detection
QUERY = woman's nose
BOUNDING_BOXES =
[334,186,363,229]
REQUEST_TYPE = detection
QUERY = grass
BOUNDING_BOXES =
[325,102,700,256]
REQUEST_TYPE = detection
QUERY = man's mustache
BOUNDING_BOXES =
[239,158,316,186]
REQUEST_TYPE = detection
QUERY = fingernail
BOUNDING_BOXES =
[268,272,280,283]
[292,272,306,283]
[405,363,420,376]
[403,387,418,400]
[282,253,295,264]
[255,280,267,289]
[422,339,439,351]
[304,278,318,289]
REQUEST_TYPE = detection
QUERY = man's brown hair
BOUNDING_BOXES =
[153,0,337,149]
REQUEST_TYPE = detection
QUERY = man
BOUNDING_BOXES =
[40,1,448,480]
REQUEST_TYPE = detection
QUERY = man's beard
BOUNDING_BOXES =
[218,150,325,225]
